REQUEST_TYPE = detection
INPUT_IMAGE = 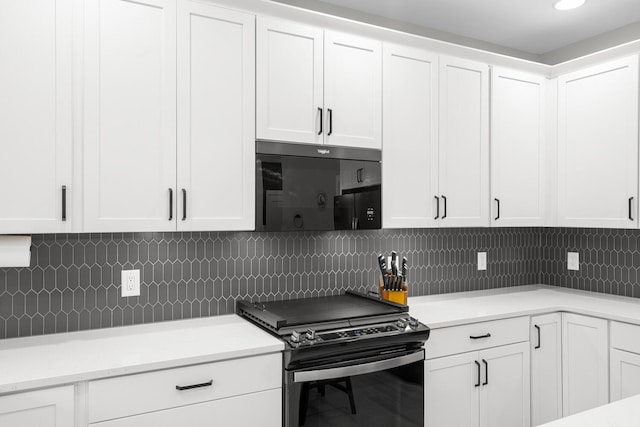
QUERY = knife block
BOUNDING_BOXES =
[378,276,408,305]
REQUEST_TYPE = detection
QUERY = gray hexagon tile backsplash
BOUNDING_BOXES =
[1,227,539,339]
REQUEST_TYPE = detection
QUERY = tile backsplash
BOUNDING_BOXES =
[0,228,539,339]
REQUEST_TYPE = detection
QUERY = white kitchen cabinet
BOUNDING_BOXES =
[438,57,490,227]
[0,0,73,234]
[0,386,74,427]
[83,0,177,232]
[531,313,563,426]
[491,68,547,227]
[562,313,609,416]
[382,43,439,229]
[256,17,382,149]
[557,55,639,228]
[610,321,640,402]
[425,318,530,427]
[177,0,255,231]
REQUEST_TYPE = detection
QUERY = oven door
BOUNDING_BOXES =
[284,349,424,427]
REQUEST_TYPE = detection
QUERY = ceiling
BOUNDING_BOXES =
[271,0,640,64]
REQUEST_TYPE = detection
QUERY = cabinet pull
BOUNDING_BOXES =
[327,108,333,136]
[168,188,173,221]
[61,186,67,222]
[494,198,500,221]
[434,196,440,220]
[474,360,481,387]
[469,333,491,340]
[357,168,364,183]
[534,324,541,349]
[442,195,447,219]
[182,189,187,221]
[318,107,323,135]
[629,197,634,221]
[175,380,213,391]
[482,359,488,386]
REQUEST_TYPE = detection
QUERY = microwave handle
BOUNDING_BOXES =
[293,350,423,383]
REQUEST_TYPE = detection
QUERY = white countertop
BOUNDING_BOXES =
[0,314,283,394]
[409,285,640,329]
[539,394,640,427]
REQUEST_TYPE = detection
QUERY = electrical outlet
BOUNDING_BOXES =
[477,252,487,271]
[568,252,579,271]
[121,269,140,297]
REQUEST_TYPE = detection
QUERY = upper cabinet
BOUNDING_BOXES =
[437,57,490,227]
[557,56,639,229]
[83,0,254,232]
[256,17,382,149]
[0,0,74,234]
[491,68,547,227]
[382,44,439,228]
[176,1,255,231]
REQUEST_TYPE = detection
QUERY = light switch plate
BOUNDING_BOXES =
[121,269,140,297]
[568,252,579,271]
[477,252,487,271]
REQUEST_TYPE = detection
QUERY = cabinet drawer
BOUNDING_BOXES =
[611,321,640,354]
[89,353,281,423]
[426,316,529,359]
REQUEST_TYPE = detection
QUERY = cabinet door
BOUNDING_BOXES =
[610,349,640,402]
[438,57,489,227]
[479,342,530,427]
[562,313,609,416]
[425,352,480,427]
[382,43,438,228]
[324,31,382,149]
[90,388,280,427]
[531,313,563,426]
[491,68,547,227]
[557,56,639,228]
[0,0,73,234]
[256,17,323,144]
[177,1,254,231]
[0,386,74,427]
[83,0,177,232]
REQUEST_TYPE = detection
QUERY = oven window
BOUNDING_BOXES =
[286,360,423,427]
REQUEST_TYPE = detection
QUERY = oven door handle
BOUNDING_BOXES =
[293,350,424,383]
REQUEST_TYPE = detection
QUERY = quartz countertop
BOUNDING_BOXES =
[408,285,640,329]
[538,394,640,427]
[0,314,283,394]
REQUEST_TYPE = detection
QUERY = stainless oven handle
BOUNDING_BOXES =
[293,350,424,383]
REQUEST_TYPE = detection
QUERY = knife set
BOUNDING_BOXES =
[377,251,408,305]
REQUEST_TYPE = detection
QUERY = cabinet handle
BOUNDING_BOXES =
[442,195,447,219]
[357,168,364,183]
[534,324,541,349]
[494,198,500,221]
[482,359,488,386]
[629,197,634,221]
[182,189,187,221]
[175,380,213,391]
[61,186,67,222]
[168,188,173,221]
[469,333,491,340]
[318,107,323,135]
[434,196,440,220]
[327,108,333,136]
[474,360,481,387]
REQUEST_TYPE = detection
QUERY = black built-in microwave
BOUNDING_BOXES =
[256,141,381,232]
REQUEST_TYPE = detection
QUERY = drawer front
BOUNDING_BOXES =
[89,353,281,423]
[611,321,640,354]
[426,316,529,360]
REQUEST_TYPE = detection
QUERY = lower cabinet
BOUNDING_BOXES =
[425,317,530,427]
[88,353,282,427]
[561,313,609,416]
[610,321,640,402]
[530,313,562,426]
[0,386,74,427]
